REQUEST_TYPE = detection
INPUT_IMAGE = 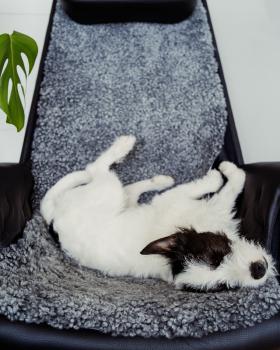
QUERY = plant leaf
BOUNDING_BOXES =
[0,31,38,131]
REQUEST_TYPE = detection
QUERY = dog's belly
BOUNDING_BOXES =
[57,221,171,281]
[52,198,172,280]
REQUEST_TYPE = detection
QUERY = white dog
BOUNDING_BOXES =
[41,136,275,291]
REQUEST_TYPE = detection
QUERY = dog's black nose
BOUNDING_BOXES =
[250,261,267,280]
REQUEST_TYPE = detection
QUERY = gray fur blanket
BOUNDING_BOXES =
[0,0,280,339]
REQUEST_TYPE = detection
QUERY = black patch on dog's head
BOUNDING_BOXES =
[140,228,232,276]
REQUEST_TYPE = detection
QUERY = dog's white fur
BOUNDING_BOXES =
[41,136,275,290]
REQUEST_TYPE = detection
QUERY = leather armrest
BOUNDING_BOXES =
[61,0,197,24]
[236,163,280,269]
[0,162,33,248]
[1,312,280,350]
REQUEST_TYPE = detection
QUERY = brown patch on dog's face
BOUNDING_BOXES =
[141,228,232,276]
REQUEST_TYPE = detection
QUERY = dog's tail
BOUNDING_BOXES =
[40,170,90,225]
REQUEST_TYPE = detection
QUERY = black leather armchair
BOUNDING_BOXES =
[1,0,280,349]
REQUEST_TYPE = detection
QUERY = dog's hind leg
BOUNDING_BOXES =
[86,135,136,177]
[83,136,137,214]
[125,175,174,207]
[41,136,136,225]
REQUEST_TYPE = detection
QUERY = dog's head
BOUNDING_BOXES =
[141,228,276,291]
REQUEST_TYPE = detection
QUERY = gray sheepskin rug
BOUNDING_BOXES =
[0,0,280,339]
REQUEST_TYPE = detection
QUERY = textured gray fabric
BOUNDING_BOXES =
[0,0,280,339]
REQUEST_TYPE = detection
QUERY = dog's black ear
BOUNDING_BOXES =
[140,234,177,255]
[178,228,232,268]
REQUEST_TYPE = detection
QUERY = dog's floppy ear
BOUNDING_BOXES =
[140,234,177,256]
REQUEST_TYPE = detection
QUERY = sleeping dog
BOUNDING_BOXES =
[41,136,275,291]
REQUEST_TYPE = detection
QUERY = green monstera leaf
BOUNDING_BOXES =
[0,31,38,132]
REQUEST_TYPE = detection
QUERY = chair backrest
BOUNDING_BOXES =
[61,0,197,24]
[237,163,280,271]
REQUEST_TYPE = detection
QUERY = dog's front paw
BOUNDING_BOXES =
[219,161,245,189]
[205,169,223,189]
[152,175,175,190]
[219,161,239,176]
